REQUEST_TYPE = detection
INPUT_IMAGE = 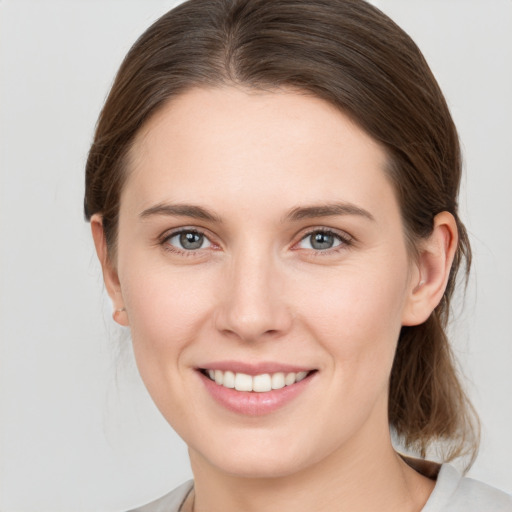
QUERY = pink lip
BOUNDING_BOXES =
[197,367,317,416]
[197,360,313,375]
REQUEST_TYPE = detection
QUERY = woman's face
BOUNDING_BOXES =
[113,87,419,478]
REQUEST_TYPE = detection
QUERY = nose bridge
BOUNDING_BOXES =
[216,241,291,341]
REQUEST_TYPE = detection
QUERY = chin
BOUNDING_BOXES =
[190,433,327,480]
[215,454,308,480]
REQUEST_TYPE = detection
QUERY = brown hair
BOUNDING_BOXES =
[84,0,479,466]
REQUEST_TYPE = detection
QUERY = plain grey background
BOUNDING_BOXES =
[1,1,511,510]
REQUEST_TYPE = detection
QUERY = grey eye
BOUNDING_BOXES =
[298,231,342,250]
[168,231,211,250]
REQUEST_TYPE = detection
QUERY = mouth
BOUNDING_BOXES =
[199,368,314,392]
[196,364,317,416]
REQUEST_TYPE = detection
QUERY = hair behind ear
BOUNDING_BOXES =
[389,314,480,469]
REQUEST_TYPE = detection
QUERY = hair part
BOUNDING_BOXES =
[85,0,479,467]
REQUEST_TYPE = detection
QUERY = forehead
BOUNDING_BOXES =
[123,86,397,222]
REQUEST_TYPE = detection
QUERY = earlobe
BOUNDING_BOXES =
[90,214,129,327]
[402,212,458,326]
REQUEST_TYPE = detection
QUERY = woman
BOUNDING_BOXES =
[84,0,512,510]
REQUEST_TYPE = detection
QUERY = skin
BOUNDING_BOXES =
[92,86,457,511]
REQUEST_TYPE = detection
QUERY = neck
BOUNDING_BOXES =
[188,416,434,512]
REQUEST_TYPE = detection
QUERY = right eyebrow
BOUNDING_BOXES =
[139,203,222,223]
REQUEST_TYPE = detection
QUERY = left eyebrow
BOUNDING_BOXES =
[283,202,375,223]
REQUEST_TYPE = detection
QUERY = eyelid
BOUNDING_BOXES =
[159,226,219,255]
[292,226,354,252]
[168,231,212,249]
[156,225,354,256]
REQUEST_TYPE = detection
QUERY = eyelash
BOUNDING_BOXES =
[293,228,353,255]
[158,227,353,257]
[159,228,215,257]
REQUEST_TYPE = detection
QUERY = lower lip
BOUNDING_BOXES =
[198,371,316,416]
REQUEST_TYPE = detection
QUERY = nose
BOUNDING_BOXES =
[214,246,293,342]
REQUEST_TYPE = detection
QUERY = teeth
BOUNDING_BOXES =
[204,369,311,391]
[235,372,253,391]
[296,371,308,382]
[285,372,296,386]
[223,370,235,389]
[271,372,285,390]
[253,374,272,392]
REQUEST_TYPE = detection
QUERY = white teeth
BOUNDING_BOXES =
[234,372,253,391]
[285,372,296,386]
[205,369,311,391]
[223,370,235,388]
[253,373,272,392]
[296,371,308,382]
[271,372,285,390]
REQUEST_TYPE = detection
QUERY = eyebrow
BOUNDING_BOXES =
[139,201,375,223]
[139,203,222,222]
[284,203,375,222]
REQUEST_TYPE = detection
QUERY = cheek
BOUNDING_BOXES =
[119,259,215,369]
[297,261,409,380]
[119,262,219,420]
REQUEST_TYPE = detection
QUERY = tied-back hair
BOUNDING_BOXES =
[84,0,479,468]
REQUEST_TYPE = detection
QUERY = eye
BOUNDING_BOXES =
[166,230,212,251]
[297,230,346,251]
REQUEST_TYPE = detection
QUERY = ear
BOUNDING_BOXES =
[90,214,129,326]
[401,212,458,326]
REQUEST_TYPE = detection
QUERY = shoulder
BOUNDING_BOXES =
[127,480,194,512]
[423,464,512,512]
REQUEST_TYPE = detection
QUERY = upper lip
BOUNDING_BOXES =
[197,360,315,375]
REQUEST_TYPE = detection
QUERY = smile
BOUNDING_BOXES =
[198,365,317,416]
[202,369,310,392]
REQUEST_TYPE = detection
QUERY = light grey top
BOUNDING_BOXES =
[128,464,512,512]
[128,480,193,512]
[421,464,512,511]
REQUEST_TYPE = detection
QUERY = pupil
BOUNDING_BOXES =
[180,232,203,249]
[311,232,333,250]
